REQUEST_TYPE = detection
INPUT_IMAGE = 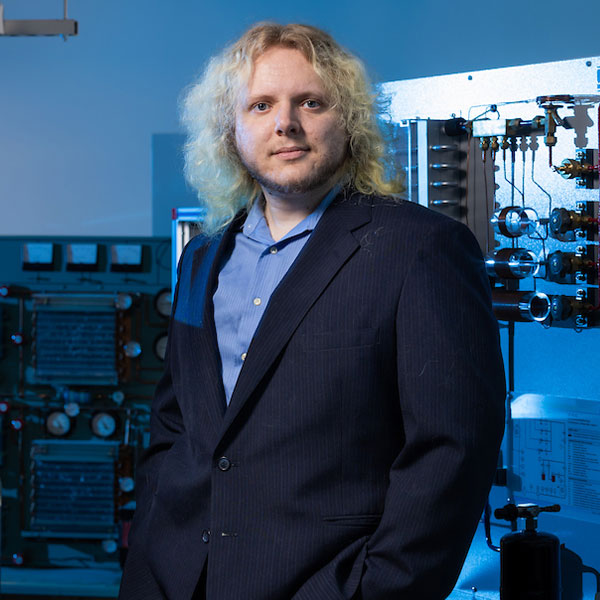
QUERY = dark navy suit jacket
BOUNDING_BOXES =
[119,190,506,600]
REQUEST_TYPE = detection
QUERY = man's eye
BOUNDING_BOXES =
[253,102,269,112]
[302,99,321,109]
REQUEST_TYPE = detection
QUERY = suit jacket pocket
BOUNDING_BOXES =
[322,514,383,528]
[301,328,379,351]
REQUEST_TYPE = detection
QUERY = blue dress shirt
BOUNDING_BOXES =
[213,186,339,404]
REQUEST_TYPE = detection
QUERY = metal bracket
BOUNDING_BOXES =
[0,2,77,38]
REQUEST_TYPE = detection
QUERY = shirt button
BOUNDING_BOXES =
[241,352,247,361]
[253,297,261,306]
[201,529,211,543]
[269,246,278,254]
[218,457,231,471]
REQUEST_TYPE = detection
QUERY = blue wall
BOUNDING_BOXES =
[1,0,598,236]
[2,2,600,596]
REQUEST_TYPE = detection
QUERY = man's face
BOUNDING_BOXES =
[235,46,348,198]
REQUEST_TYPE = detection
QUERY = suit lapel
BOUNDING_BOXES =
[186,217,244,433]
[220,193,372,436]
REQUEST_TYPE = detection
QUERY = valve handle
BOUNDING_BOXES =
[494,503,561,522]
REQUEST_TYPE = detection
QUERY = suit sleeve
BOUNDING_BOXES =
[359,219,506,599]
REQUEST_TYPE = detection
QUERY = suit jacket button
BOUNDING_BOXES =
[201,529,210,543]
[217,457,231,471]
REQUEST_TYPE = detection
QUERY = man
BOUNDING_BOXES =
[119,23,505,600]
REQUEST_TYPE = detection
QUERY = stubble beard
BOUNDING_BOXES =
[238,151,347,196]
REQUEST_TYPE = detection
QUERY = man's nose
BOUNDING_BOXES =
[274,104,300,136]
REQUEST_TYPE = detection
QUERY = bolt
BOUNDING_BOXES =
[575,272,586,283]
[575,315,588,328]
[576,289,586,300]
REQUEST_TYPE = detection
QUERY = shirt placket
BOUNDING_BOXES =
[237,242,277,364]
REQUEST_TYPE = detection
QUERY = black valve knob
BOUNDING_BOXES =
[494,504,520,522]
[547,251,571,277]
[443,117,468,137]
[550,295,573,321]
[549,208,573,235]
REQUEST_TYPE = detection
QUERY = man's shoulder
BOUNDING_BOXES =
[177,230,223,275]
[343,190,463,233]
[187,232,217,253]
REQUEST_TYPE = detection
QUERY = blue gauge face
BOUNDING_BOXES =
[46,411,70,436]
[91,412,116,437]
[155,289,172,318]
[154,334,168,361]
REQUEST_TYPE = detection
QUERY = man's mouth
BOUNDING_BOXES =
[273,146,309,159]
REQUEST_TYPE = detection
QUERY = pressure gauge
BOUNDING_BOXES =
[46,411,71,436]
[154,289,172,318]
[154,333,168,361]
[91,412,117,438]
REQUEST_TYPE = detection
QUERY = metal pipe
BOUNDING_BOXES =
[492,289,551,323]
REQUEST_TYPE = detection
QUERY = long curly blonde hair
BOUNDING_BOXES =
[181,22,403,236]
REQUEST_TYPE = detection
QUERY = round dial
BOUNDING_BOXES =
[154,289,172,318]
[91,412,117,438]
[154,334,168,361]
[47,411,71,436]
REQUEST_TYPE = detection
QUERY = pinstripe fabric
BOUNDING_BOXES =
[119,189,506,600]
[213,187,337,403]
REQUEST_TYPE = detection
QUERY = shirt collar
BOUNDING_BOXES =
[242,184,340,245]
